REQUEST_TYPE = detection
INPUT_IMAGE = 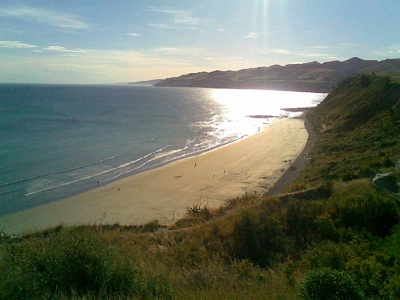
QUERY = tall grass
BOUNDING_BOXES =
[0,228,171,299]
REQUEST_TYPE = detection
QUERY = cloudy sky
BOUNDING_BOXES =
[1,1,399,84]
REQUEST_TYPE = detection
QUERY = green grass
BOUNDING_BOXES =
[297,75,400,185]
[1,74,400,299]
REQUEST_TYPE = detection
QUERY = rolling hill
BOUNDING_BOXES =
[156,57,400,92]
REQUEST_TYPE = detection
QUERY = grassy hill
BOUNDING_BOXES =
[156,58,400,92]
[299,74,400,184]
[1,75,400,299]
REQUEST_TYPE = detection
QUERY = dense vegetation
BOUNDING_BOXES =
[156,58,400,92]
[1,74,399,299]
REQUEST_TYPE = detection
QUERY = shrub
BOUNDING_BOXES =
[225,192,259,207]
[232,209,263,266]
[314,213,340,241]
[283,181,308,193]
[186,203,203,216]
[142,220,162,233]
[286,200,325,250]
[380,275,400,299]
[334,194,399,237]
[0,229,171,299]
[346,255,389,297]
[231,208,285,267]
[300,268,365,300]
[186,203,212,219]
[303,242,353,271]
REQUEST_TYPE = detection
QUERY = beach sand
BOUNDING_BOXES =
[0,118,308,235]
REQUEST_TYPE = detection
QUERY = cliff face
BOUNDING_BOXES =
[156,58,400,92]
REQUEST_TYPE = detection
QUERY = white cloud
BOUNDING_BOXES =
[269,49,291,54]
[299,52,333,59]
[126,33,141,37]
[0,5,89,29]
[0,40,38,49]
[147,7,199,30]
[311,45,330,50]
[148,7,198,25]
[149,23,175,29]
[246,32,262,39]
[153,47,186,54]
[43,46,93,54]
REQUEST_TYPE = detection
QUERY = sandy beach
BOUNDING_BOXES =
[0,118,308,235]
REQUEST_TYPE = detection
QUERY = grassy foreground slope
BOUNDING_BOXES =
[1,75,400,299]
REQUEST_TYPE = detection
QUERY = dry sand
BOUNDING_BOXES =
[0,118,308,235]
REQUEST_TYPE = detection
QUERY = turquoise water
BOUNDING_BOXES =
[0,84,326,216]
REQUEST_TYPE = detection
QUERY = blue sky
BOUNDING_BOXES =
[1,1,399,84]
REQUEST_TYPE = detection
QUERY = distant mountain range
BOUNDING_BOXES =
[155,57,400,92]
[128,79,162,86]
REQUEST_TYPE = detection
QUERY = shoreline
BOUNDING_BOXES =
[263,115,315,196]
[0,118,309,235]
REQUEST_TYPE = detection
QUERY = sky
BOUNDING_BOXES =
[1,0,400,84]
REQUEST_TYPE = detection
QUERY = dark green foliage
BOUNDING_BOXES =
[314,213,340,241]
[300,75,400,186]
[232,209,265,266]
[300,268,365,300]
[380,275,400,299]
[231,204,286,267]
[286,200,324,249]
[333,194,399,237]
[346,254,391,297]
[308,75,400,132]
[303,242,353,271]
[0,229,171,299]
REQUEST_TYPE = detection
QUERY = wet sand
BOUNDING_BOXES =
[0,118,308,235]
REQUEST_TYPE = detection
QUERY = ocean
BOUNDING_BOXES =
[0,84,326,216]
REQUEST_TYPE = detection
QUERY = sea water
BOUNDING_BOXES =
[0,84,326,216]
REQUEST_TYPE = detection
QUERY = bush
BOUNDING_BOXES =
[346,255,389,297]
[231,207,285,267]
[232,209,264,266]
[380,275,400,299]
[300,268,365,300]
[225,192,259,207]
[303,242,353,271]
[334,194,399,237]
[286,200,324,250]
[0,229,171,299]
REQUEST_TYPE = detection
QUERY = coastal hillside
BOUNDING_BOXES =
[156,57,400,92]
[1,75,400,299]
[300,74,400,184]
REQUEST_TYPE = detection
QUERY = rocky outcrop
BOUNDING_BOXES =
[372,173,399,193]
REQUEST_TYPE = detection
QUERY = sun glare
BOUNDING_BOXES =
[210,88,317,119]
